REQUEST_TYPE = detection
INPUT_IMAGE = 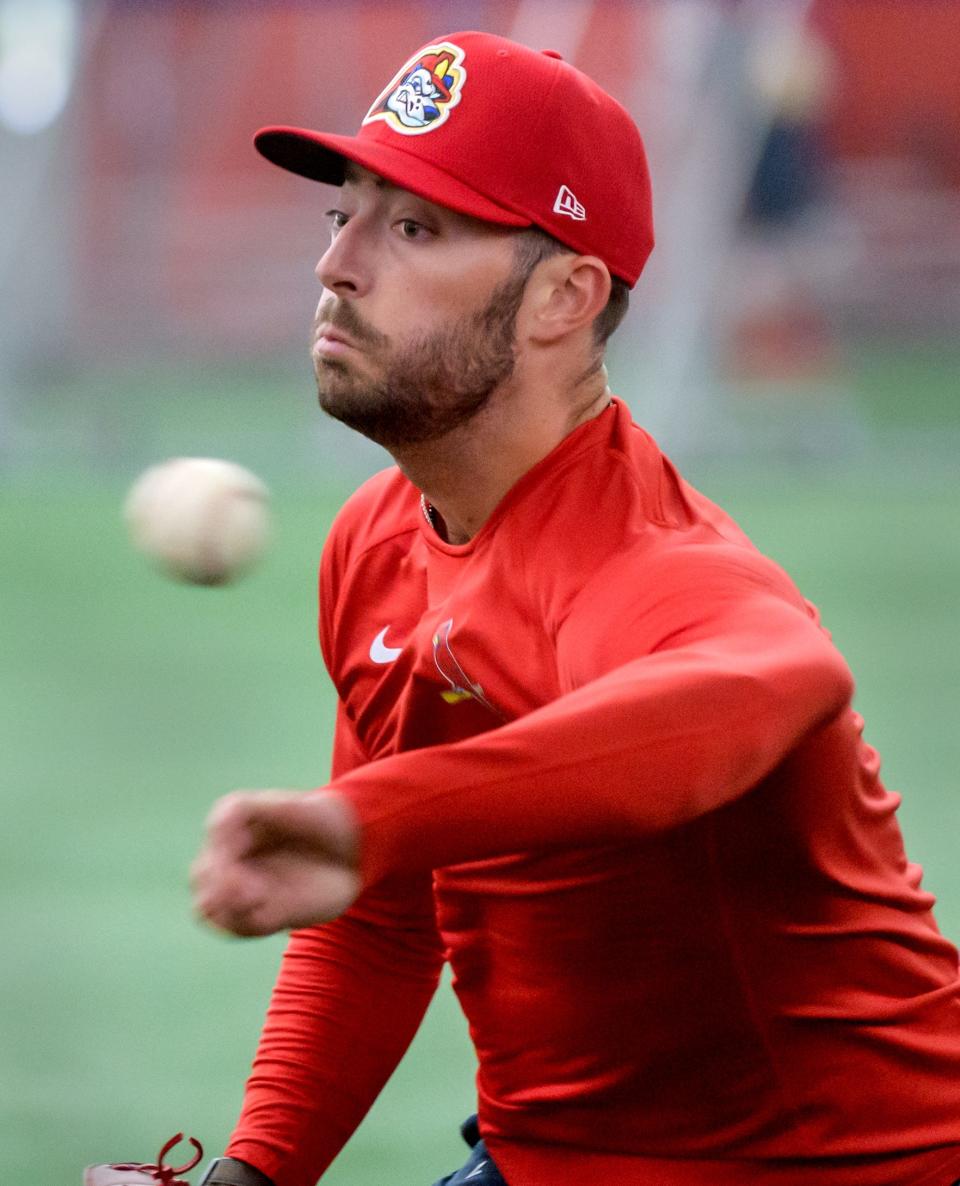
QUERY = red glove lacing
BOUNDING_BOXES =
[110,1134,204,1185]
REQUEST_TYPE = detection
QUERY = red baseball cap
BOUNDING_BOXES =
[254,31,654,286]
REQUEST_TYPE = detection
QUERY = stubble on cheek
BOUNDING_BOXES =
[308,264,527,448]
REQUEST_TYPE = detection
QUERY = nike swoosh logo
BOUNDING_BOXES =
[369,626,403,664]
[464,1161,488,1179]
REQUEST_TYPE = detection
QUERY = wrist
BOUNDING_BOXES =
[199,1157,274,1186]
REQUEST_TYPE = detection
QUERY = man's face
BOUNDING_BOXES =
[311,164,527,449]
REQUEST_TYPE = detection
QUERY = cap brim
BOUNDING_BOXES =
[255,126,532,229]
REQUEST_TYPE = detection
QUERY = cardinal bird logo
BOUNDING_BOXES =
[432,618,500,716]
[363,41,467,135]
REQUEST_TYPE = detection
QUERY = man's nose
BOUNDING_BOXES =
[315,224,370,297]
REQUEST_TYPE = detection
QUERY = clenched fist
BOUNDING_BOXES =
[191,789,361,936]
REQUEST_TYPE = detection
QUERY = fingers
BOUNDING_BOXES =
[191,789,362,937]
[192,848,362,937]
[192,790,290,936]
[204,789,360,864]
[204,789,297,855]
[190,849,271,937]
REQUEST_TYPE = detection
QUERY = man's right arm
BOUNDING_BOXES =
[223,873,444,1186]
[220,706,445,1186]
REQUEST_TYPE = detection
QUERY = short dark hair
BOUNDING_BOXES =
[511,227,630,348]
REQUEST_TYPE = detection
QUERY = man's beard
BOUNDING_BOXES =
[312,269,527,449]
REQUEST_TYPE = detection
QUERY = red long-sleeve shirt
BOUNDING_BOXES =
[229,399,960,1186]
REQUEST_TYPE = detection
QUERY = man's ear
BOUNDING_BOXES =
[523,256,611,344]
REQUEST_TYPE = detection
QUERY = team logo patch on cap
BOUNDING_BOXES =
[363,41,467,136]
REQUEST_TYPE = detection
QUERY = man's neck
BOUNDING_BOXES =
[390,367,611,545]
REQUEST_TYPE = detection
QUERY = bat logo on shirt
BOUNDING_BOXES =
[432,618,501,717]
[363,42,467,135]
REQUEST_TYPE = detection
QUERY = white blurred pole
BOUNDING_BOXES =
[631,0,815,454]
[0,0,105,459]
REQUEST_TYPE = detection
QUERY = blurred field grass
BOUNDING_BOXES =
[1,346,959,1183]
[0,475,480,1184]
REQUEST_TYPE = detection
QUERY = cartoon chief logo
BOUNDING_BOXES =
[363,42,467,136]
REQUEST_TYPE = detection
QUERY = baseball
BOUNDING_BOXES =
[124,457,269,585]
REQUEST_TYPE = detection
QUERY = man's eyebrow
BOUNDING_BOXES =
[342,161,391,190]
[340,162,444,216]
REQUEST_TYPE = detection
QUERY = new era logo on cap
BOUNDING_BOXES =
[553,184,586,221]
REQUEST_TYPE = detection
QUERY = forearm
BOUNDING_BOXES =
[226,877,443,1186]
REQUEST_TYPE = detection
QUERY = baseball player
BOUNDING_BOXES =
[104,30,960,1186]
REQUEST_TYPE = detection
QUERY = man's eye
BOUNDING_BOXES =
[326,210,348,232]
[398,219,428,240]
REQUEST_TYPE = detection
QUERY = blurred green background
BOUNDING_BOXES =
[2,0,959,1183]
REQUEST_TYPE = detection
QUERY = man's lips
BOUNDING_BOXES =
[313,325,361,357]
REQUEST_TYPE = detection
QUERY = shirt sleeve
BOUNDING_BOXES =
[330,544,855,887]
[226,705,445,1186]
